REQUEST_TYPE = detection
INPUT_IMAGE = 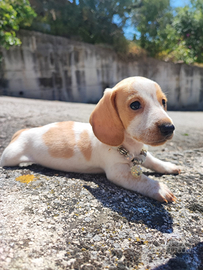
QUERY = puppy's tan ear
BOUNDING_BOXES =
[89,89,124,146]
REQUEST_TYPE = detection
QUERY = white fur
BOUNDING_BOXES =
[0,77,180,202]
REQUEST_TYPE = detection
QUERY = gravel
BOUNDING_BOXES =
[0,96,203,270]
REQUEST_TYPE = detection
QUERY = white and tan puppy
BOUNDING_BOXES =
[0,77,180,202]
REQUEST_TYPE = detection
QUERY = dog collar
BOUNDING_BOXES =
[117,145,148,178]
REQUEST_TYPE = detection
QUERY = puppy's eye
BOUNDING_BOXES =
[130,101,141,110]
[162,99,166,108]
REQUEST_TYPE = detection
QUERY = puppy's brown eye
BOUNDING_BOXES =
[162,99,166,108]
[130,101,141,110]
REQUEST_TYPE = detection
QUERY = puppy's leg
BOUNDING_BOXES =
[105,164,176,202]
[143,152,181,174]
[0,141,33,167]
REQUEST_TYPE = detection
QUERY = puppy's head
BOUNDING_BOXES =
[90,76,174,146]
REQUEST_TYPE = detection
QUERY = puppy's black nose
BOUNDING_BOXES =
[159,123,175,136]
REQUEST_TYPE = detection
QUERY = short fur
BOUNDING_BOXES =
[0,77,181,202]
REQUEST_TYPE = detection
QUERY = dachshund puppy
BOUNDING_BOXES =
[0,77,180,202]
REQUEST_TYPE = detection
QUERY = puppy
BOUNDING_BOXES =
[0,77,180,202]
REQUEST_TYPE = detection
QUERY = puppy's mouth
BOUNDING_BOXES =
[146,133,174,146]
[133,133,174,146]
[132,122,175,146]
[145,123,175,146]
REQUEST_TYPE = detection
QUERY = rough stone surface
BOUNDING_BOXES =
[0,96,203,270]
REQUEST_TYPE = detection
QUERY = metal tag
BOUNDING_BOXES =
[130,165,142,178]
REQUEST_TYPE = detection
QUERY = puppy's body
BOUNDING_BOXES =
[1,121,108,173]
[0,77,180,202]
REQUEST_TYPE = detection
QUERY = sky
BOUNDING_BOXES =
[171,0,190,8]
[123,0,190,40]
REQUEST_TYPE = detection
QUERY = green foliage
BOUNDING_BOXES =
[171,1,203,63]
[130,0,203,64]
[0,0,36,49]
[156,0,203,64]
[131,0,172,56]
[28,0,131,53]
[1,0,203,63]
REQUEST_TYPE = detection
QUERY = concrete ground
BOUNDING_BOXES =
[0,96,203,270]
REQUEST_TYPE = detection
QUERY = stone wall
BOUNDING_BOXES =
[0,30,203,110]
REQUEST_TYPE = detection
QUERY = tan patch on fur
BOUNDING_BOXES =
[78,130,92,161]
[10,129,29,144]
[115,81,143,129]
[90,90,124,146]
[43,121,75,159]
[155,83,167,109]
[157,117,173,126]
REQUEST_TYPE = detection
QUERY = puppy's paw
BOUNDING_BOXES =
[162,162,181,175]
[152,182,176,203]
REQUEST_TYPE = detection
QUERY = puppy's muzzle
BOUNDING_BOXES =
[159,123,175,137]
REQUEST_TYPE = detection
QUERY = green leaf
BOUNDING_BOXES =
[0,0,36,49]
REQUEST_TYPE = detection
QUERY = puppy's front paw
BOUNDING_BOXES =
[152,182,176,203]
[162,162,181,175]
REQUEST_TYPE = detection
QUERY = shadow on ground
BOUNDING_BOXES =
[6,163,174,234]
[84,183,173,234]
[153,242,203,270]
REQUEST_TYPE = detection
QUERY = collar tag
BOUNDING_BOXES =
[117,145,148,178]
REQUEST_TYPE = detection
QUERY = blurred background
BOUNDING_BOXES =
[0,0,203,110]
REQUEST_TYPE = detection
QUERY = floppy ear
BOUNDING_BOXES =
[89,88,124,146]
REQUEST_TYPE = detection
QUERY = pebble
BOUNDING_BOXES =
[92,235,101,242]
